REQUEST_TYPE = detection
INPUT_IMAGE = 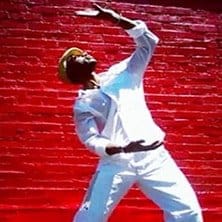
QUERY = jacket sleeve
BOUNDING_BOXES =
[125,20,159,80]
[101,21,159,86]
[73,102,110,157]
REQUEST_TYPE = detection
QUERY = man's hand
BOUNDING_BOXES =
[93,3,136,29]
[123,140,163,153]
[106,140,163,156]
[93,4,120,20]
[75,3,136,29]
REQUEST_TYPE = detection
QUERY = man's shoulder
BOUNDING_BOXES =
[98,57,130,86]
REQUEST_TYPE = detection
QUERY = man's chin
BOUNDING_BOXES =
[90,59,97,66]
[89,60,97,71]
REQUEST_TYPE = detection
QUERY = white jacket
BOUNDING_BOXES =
[74,21,165,161]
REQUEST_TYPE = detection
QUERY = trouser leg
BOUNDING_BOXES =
[137,149,203,222]
[73,163,135,222]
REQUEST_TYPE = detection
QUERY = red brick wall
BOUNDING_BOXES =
[0,0,221,221]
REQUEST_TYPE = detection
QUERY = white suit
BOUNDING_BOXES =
[73,21,203,222]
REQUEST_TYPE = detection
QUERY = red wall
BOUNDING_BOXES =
[0,0,221,221]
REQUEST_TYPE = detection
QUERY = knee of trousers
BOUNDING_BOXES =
[73,207,106,222]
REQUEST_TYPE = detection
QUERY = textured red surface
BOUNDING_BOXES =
[0,0,222,221]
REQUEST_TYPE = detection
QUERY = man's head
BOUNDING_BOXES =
[58,47,97,84]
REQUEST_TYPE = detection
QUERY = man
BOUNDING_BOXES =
[58,4,203,222]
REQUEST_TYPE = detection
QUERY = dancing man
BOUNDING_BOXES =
[58,4,203,222]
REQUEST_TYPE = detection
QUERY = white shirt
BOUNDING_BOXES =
[73,20,165,164]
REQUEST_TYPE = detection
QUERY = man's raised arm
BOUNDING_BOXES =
[94,4,159,79]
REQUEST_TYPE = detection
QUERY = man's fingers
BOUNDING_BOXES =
[93,3,108,13]
[93,3,102,11]
[135,140,145,144]
[124,140,163,153]
[147,141,163,150]
[150,140,160,146]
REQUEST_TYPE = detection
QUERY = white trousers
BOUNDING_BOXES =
[73,147,203,222]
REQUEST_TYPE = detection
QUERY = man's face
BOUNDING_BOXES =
[74,52,97,66]
[66,52,97,83]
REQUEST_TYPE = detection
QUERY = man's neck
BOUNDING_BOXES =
[83,73,100,90]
